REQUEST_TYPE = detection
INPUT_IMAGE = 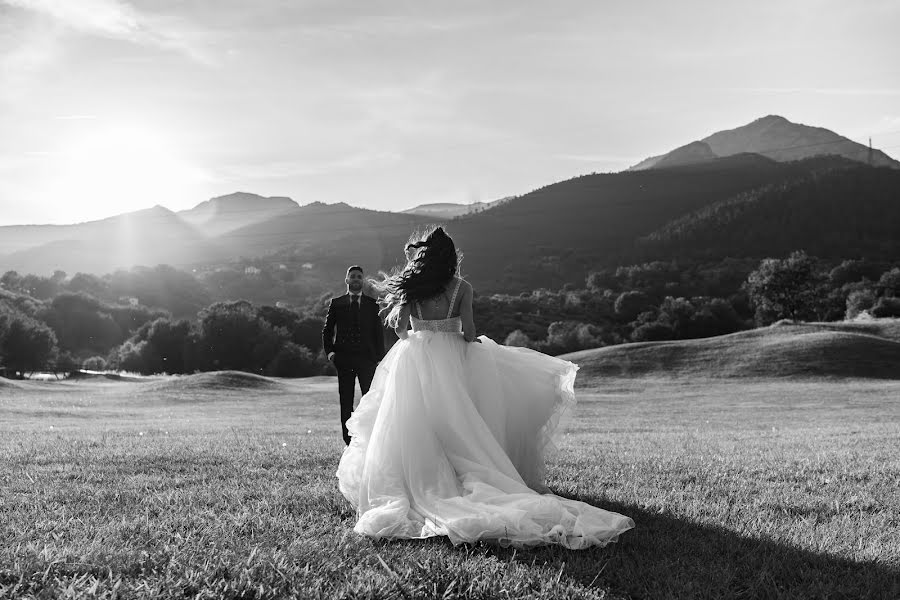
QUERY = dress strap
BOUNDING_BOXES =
[447,278,462,318]
[415,301,423,319]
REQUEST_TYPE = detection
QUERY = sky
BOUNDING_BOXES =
[1,0,899,225]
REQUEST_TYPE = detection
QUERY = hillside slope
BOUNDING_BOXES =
[0,206,218,275]
[565,320,900,382]
[211,202,436,272]
[446,155,856,292]
[636,166,900,261]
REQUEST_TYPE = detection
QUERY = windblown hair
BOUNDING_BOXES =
[372,226,461,327]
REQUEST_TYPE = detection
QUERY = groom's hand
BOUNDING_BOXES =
[328,352,336,362]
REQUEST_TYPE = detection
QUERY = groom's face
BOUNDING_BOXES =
[346,270,364,293]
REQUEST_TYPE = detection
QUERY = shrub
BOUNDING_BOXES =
[870,297,900,318]
[614,290,655,322]
[845,289,877,319]
[504,330,532,348]
[632,321,675,342]
[266,343,320,377]
[0,311,58,374]
[82,356,107,371]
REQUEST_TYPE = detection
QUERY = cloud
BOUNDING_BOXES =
[218,151,404,181]
[53,114,99,120]
[554,153,639,164]
[0,22,60,102]
[729,87,900,97]
[1,0,210,63]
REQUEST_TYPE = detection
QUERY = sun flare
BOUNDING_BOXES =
[47,123,208,221]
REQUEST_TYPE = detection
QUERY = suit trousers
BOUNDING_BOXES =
[335,351,377,444]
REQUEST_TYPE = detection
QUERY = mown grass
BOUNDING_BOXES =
[1,375,899,599]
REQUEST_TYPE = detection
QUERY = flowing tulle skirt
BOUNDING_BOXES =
[335,332,634,549]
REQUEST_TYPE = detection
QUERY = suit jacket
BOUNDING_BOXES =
[322,293,385,362]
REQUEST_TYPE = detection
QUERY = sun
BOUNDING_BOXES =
[48,122,208,221]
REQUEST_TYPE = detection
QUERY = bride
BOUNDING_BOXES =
[336,226,634,549]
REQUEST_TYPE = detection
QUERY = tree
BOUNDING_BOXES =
[266,342,320,377]
[614,290,655,322]
[845,289,877,320]
[871,297,900,318]
[0,271,22,292]
[631,321,675,342]
[504,330,532,348]
[40,292,123,356]
[195,301,290,373]
[829,259,885,287]
[745,251,822,325]
[877,268,900,295]
[108,265,211,318]
[82,356,108,371]
[0,311,58,375]
[539,321,605,355]
[66,273,110,299]
[136,318,195,374]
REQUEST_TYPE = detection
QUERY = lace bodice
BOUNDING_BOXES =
[411,278,463,334]
[410,315,463,333]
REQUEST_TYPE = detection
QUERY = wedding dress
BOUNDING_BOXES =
[336,281,634,549]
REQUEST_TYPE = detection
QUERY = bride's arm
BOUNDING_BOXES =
[394,303,411,340]
[460,281,477,342]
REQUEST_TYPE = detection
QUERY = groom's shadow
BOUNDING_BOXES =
[481,492,899,599]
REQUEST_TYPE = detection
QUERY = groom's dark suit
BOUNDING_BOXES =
[322,293,385,444]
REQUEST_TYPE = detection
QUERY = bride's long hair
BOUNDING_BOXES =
[372,226,461,327]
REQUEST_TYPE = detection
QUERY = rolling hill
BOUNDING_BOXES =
[565,319,900,382]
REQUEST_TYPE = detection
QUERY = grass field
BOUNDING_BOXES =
[2,372,899,599]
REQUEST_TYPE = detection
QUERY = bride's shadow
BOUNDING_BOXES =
[480,493,899,599]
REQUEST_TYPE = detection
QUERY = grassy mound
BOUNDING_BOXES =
[67,370,149,383]
[566,320,900,381]
[0,377,25,390]
[145,370,286,394]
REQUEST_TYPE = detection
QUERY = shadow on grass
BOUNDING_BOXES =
[483,494,900,600]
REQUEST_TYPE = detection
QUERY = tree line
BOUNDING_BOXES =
[2,253,899,378]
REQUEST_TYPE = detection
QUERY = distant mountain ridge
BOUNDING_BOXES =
[177,192,300,236]
[402,197,513,218]
[630,115,900,170]
[0,205,217,276]
[3,115,900,297]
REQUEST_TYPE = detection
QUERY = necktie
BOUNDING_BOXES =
[351,295,360,330]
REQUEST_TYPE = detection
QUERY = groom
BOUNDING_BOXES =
[322,265,385,445]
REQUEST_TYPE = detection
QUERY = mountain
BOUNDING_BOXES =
[445,154,856,292]
[0,206,217,276]
[0,200,436,278]
[0,222,85,257]
[402,197,513,218]
[210,201,436,269]
[630,115,900,170]
[634,165,900,261]
[177,192,300,236]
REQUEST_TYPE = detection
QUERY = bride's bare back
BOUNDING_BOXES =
[395,277,477,342]
[415,277,462,320]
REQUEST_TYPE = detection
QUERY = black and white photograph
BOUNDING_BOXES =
[1,1,899,598]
